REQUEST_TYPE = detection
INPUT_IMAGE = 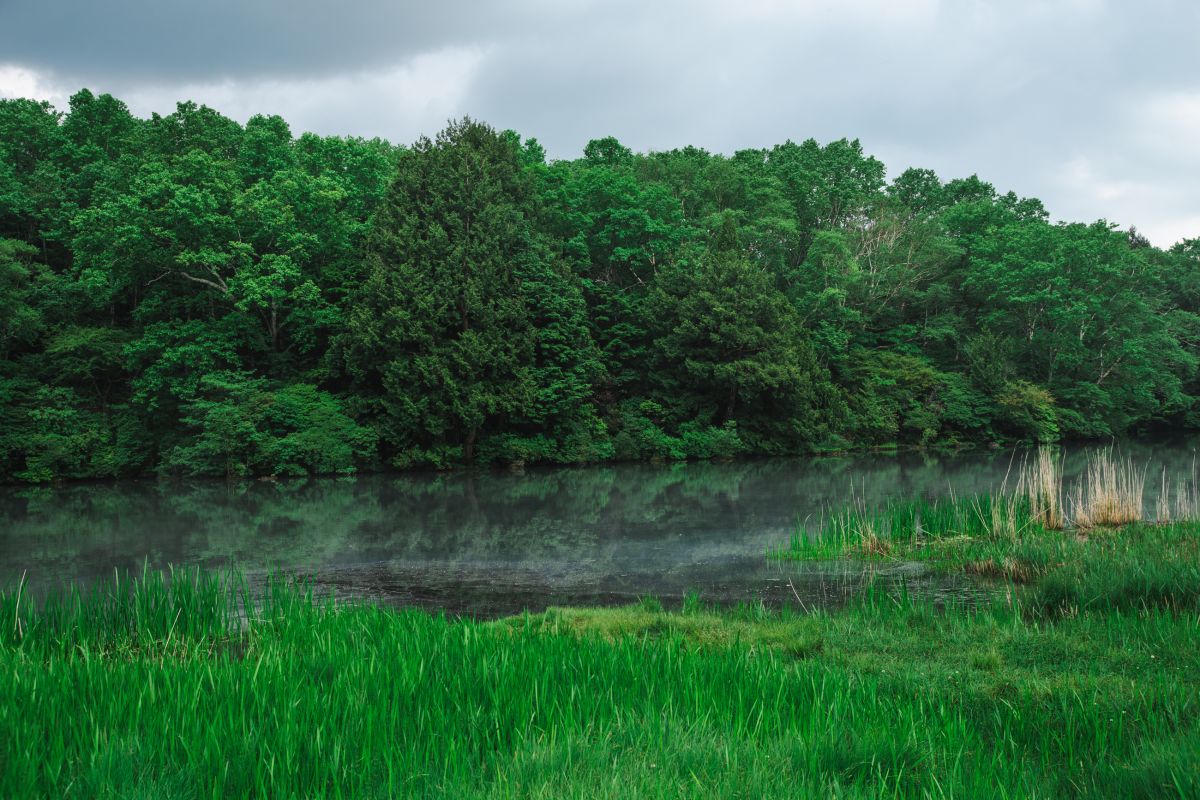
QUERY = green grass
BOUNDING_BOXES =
[2,579,1198,797]
[776,495,1024,559]
[776,494,1200,616]
[2,515,1199,798]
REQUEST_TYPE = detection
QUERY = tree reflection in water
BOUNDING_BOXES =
[2,439,1196,614]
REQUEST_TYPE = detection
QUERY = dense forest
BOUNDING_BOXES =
[1,90,1198,482]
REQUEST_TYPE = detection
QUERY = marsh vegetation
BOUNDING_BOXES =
[3,452,1198,798]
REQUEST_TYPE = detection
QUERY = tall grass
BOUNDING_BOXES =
[780,493,1033,559]
[1155,457,1200,524]
[1019,447,1065,529]
[3,564,246,654]
[1071,449,1147,529]
[971,490,1024,539]
[784,449,1200,562]
[1158,466,1174,523]
[2,566,1197,798]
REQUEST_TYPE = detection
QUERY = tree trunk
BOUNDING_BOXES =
[724,381,738,422]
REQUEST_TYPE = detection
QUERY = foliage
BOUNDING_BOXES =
[1,91,1198,481]
[333,119,605,467]
[164,373,376,478]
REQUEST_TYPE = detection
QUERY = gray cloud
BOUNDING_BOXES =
[0,0,516,82]
[1,0,1198,244]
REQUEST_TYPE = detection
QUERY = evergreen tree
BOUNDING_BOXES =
[335,119,603,466]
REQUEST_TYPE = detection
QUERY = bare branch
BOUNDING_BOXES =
[179,270,231,295]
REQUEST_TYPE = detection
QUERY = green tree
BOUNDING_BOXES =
[962,219,1193,437]
[649,253,841,452]
[336,119,603,466]
[165,373,376,478]
[0,239,45,359]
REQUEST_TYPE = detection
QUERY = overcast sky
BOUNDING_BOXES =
[1,0,1197,245]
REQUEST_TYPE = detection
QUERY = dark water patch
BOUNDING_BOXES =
[298,556,984,618]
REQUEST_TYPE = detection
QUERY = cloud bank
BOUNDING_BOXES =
[1,0,1196,245]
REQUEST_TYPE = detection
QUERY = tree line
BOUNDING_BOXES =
[1,90,1197,481]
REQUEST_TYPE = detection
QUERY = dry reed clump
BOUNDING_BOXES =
[1157,467,1172,523]
[1071,450,1146,529]
[853,531,893,557]
[1019,448,1065,530]
[827,491,895,556]
[1156,459,1200,524]
[971,495,1024,539]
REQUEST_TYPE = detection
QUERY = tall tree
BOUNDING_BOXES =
[335,119,602,466]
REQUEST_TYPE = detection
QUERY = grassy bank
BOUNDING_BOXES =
[1,555,1197,799]
[776,451,1200,617]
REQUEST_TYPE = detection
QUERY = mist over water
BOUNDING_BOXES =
[3,439,1196,615]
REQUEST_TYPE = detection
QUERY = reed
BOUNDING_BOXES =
[2,563,245,654]
[1166,456,1200,522]
[1018,447,1064,530]
[970,492,1024,539]
[783,450,1200,564]
[1156,466,1175,523]
[1070,449,1146,529]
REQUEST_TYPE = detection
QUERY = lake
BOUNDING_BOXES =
[2,439,1195,615]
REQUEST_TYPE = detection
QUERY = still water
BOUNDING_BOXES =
[2,440,1195,615]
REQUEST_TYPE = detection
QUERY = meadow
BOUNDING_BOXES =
[1,452,1198,798]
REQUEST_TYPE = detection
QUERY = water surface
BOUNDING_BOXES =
[2,440,1194,615]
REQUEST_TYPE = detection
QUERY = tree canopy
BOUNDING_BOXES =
[1,90,1197,481]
